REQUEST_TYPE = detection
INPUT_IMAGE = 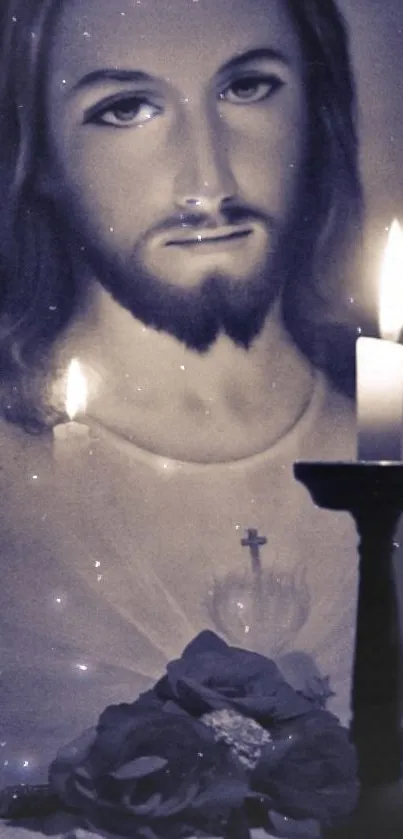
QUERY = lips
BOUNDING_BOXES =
[164,225,253,246]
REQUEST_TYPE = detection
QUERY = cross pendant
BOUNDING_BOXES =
[241,527,267,572]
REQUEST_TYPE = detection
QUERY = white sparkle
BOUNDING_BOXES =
[22,760,29,768]
[95,560,101,568]
[32,474,38,481]
[76,663,88,672]
[180,365,185,371]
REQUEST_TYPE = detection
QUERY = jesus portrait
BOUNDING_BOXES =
[0,0,402,837]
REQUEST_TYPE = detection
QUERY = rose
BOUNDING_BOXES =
[151,632,358,833]
[49,704,250,839]
[45,631,358,838]
[250,710,359,830]
[154,631,316,724]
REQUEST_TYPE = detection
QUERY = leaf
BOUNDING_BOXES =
[110,755,167,780]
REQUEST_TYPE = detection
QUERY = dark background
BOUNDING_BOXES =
[340,0,403,300]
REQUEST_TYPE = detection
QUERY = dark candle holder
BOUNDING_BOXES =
[294,462,403,788]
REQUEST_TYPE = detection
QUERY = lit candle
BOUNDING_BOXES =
[357,220,403,461]
[53,358,89,458]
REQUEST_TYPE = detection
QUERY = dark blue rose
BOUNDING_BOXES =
[45,632,358,839]
[49,706,250,839]
[154,631,315,724]
[251,710,359,830]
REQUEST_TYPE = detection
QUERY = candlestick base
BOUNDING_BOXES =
[294,462,403,789]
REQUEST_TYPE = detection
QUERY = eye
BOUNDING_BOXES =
[86,96,161,127]
[220,74,283,105]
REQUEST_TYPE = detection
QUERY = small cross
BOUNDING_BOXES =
[241,528,267,572]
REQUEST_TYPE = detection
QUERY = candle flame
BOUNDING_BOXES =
[379,219,403,341]
[65,358,87,420]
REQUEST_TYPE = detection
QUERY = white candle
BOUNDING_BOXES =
[357,220,403,461]
[53,358,89,459]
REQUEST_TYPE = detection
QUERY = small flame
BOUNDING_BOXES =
[379,219,403,341]
[65,358,87,420]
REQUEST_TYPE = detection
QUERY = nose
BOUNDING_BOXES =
[173,108,237,214]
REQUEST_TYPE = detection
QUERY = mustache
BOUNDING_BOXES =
[148,204,274,238]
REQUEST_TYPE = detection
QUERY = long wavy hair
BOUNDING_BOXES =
[0,0,364,431]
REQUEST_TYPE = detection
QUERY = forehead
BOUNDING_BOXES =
[47,0,301,87]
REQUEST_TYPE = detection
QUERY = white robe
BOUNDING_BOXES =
[0,374,401,836]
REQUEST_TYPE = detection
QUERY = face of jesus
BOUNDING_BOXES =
[42,0,308,351]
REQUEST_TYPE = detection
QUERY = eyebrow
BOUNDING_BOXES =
[71,47,290,93]
[219,47,290,74]
[72,69,154,92]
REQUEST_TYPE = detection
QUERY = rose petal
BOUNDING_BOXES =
[74,780,97,801]
[110,755,168,780]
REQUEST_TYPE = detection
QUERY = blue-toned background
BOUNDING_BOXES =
[341,0,403,299]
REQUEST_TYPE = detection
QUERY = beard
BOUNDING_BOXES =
[85,255,282,352]
[65,193,298,353]
[77,224,290,353]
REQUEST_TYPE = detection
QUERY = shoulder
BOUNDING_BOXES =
[0,417,52,511]
[0,416,51,464]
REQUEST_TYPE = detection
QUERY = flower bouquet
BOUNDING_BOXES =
[0,631,358,838]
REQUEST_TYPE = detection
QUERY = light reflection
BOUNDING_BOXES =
[379,219,403,341]
[53,592,67,609]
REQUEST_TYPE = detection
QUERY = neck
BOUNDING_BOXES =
[57,284,315,463]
